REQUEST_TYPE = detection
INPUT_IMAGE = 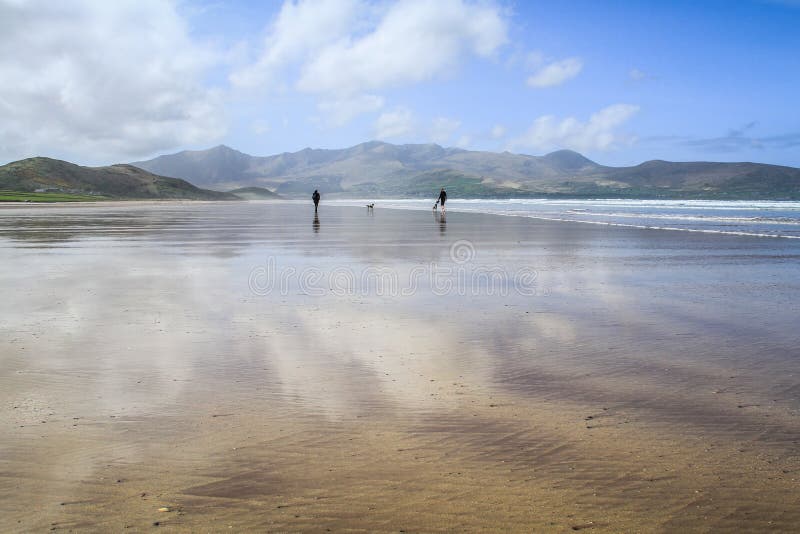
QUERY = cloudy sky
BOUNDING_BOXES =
[1,0,798,166]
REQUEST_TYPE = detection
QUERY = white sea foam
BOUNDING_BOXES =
[328,198,800,239]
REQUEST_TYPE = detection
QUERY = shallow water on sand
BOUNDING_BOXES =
[2,201,800,532]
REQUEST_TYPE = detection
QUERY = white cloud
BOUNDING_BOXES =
[526,57,583,88]
[297,0,507,95]
[230,0,363,90]
[0,0,226,164]
[232,0,508,125]
[511,104,640,152]
[455,134,472,148]
[318,94,385,127]
[491,124,506,139]
[430,117,461,144]
[375,108,414,139]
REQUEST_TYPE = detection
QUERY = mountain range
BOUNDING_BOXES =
[2,143,799,201]
[131,141,800,200]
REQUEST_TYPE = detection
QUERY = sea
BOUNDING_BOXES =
[327,198,800,239]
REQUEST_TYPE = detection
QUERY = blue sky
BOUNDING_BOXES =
[1,0,798,167]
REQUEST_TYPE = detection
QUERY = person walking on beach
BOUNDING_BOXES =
[438,187,447,212]
[312,189,321,212]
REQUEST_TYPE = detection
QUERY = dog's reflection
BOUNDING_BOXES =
[313,212,320,233]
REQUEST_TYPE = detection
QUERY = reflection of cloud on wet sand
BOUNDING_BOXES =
[3,238,498,424]
[0,247,238,416]
[232,301,494,421]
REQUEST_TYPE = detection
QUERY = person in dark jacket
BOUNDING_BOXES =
[312,189,321,212]
[438,188,447,212]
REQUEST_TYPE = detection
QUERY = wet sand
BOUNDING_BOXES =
[1,201,800,532]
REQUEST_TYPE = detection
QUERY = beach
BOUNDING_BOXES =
[2,201,800,532]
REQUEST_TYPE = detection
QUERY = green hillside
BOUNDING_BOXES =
[0,157,238,201]
[0,190,107,202]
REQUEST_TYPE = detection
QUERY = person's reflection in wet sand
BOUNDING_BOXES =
[313,212,320,233]
[434,209,446,235]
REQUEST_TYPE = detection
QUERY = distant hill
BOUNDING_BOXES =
[0,157,238,200]
[228,186,283,200]
[131,142,800,200]
[132,145,253,191]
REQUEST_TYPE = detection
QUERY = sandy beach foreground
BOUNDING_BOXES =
[2,201,800,532]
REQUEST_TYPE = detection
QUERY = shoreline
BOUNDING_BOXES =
[324,199,800,240]
[4,197,800,240]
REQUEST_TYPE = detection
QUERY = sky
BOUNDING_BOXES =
[1,0,799,167]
